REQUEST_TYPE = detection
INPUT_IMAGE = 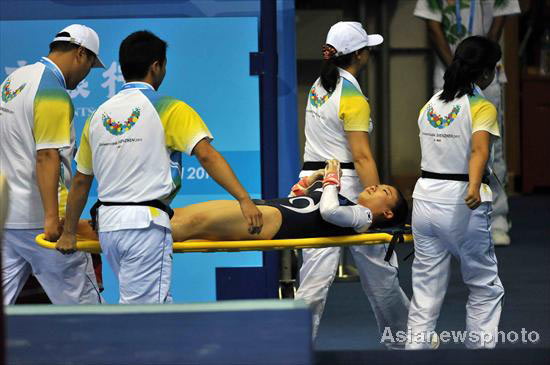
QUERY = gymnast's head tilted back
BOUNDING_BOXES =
[440,36,501,103]
[377,187,408,228]
[357,185,408,228]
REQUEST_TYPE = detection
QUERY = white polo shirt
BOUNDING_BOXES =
[302,68,373,178]
[413,86,500,204]
[0,58,74,229]
[76,82,212,232]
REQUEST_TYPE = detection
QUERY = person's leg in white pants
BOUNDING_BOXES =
[2,229,102,304]
[351,244,410,349]
[484,79,510,245]
[459,203,504,348]
[407,200,452,350]
[100,223,173,304]
[295,246,341,338]
[2,230,33,304]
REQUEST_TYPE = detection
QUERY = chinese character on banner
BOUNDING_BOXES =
[101,61,124,98]
[69,79,91,99]
[4,60,28,76]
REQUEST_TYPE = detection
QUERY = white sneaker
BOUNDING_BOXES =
[431,332,440,349]
[492,230,511,246]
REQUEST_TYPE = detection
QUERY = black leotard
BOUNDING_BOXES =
[253,185,358,239]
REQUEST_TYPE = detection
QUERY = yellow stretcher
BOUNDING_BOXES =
[35,230,413,254]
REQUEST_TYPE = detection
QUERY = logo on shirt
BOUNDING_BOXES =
[427,104,461,129]
[2,79,26,103]
[102,107,141,136]
[309,86,329,108]
[281,196,320,214]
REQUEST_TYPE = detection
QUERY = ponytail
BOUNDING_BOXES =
[319,44,356,93]
[439,36,501,103]
[320,59,340,93]
[439,58,477,102]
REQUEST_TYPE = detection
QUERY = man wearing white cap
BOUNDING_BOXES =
[0,24,104,304]
[294,21,410,348]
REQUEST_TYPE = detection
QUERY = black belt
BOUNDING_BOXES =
[421,170,489,185]
[90,199,174,231]
[303,161,354,170]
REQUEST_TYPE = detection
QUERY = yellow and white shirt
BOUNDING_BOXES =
[413,86,500,204]
[0,58,74,229]
[76,82,212,232]
[303,68,373,177]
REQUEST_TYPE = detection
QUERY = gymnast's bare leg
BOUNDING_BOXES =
[76,201,283,242]
[76,171,322,242]
[170,201,282,241]
[78,200,282,242]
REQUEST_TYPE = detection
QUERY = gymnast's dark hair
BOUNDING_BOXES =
[439,36,501,102]
[320,48,365,93]
[119,30,167,81]
[375,188,409,229]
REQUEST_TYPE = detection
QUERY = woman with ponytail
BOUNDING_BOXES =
[407,36,504,350]
[294,22,410,347]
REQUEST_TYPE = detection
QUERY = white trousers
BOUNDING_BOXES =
[407,200,504,349]
[99,223,173,304]
[483,80,509,233]
[2,229,102,304]
[295,174,410,347]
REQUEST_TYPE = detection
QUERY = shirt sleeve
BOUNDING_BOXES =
[33,88,73,150]
[158,99,213,155]
[338,81,371,132]
[493,0,521,17]
[413,0,443,22]
[320,185,373,233]
[75,116,94,175]
[471,99,499,137]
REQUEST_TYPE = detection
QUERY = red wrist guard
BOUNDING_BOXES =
[290,176,310,197]
[322,172,340,191]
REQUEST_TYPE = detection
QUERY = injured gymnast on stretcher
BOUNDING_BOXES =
[75,160,408,242]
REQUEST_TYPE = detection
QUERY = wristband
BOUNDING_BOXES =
[290,176,310,197]
[322,172,340,191]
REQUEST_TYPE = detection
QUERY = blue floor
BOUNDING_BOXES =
[315,194,550,351]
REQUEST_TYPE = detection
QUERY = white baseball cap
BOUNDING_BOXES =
[326,21,383,56]
[52,24,105,68]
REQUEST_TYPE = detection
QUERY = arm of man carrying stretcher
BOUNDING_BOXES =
[56,171,94,254]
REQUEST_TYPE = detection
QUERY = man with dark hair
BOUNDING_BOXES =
[0,24,104,304]
[56,30,263,304]
[118,30,167,81]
